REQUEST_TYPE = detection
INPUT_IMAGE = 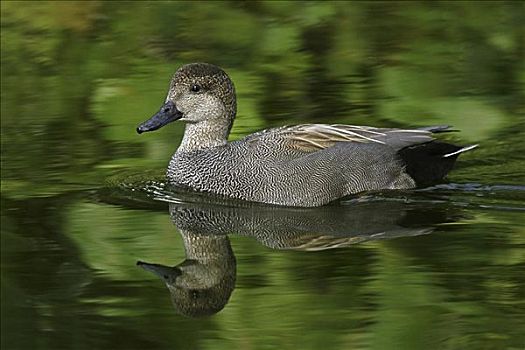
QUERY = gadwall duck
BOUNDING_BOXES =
[137,198,459,317]
[137,63,476,207]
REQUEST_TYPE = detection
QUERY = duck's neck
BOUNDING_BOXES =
[177,120,231,153]
[180,230,233,263]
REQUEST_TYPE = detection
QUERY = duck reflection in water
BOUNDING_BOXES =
[137,198,463,317]
[137,230,235,318]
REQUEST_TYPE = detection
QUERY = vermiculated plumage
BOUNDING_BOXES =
[137,63,477,207]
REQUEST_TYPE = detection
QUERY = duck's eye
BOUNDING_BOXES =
[190,84,201,93]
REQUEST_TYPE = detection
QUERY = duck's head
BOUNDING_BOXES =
[137,255,236,317]
[137,63,236,134]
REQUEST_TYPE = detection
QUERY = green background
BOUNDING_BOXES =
[1,1,524,349]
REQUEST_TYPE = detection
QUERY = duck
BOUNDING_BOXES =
[136,63,477,207]
[136,197,453,317]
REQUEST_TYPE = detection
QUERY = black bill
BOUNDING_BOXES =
[136,101,183,134]
[137,261,181,282]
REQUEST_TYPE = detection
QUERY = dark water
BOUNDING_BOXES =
[1,2,525,349]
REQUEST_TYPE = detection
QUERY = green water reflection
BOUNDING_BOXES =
[1,1,524,349]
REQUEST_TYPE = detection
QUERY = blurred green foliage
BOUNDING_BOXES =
[1,1,524,349]
[2,1,524,198]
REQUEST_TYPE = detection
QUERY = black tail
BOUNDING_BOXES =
[398,141,476,186]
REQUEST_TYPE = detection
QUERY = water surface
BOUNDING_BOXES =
[1,2,524,349]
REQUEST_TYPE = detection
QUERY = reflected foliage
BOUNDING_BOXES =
[2,1,524,197]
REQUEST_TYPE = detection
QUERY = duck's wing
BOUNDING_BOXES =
[245,124,445,153]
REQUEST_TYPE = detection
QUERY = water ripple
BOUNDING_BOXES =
[99,176,525,213]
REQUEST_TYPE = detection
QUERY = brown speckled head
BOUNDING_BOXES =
[137,63,238,150]
[166,63,236,124]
